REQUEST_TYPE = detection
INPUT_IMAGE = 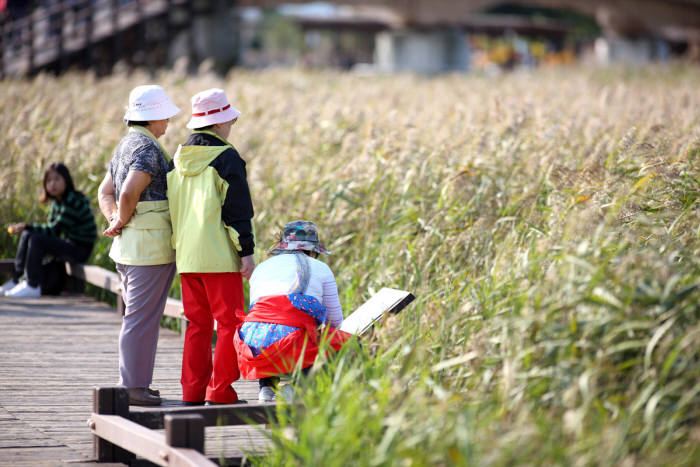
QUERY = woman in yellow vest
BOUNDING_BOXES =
[97,85,180,406]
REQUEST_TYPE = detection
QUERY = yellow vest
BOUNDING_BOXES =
[108,200,175,266]
[167,144,244,273]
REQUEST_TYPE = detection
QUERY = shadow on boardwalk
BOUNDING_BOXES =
[0,295,267,466]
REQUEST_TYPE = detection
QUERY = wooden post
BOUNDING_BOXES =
[135,0,146,67]
[57,0,66,73]
[165,414,205,453]
[186,0,194,70]
[165,0,173,46]
[86,0,94,69]
[0,14,6,78]
[27,1,35,74]
[92,386,135,463]
[111,0,120,66]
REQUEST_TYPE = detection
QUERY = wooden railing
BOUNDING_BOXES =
[0,0,203,77]
[66,261,188,326]
[88,386,275,465]
[0,258,190,337]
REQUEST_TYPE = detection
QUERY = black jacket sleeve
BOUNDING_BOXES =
[211,147,255,257]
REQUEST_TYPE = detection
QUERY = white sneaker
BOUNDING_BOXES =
[278,384,295,403]
[6,281,41,298]
[5,280,26,296]
[0,279,17,295]
[258,386,276,402]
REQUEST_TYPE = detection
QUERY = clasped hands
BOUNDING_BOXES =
[103,214,124,238]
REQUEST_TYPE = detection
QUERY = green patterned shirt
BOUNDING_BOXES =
[27,190,97,246]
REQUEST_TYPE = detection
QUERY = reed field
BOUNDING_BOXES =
[1,65,699,465]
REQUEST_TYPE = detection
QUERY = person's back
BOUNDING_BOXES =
[167,88,255,406]
[234,221,351,401]
[249,253,343,328]
[167,131,254,273]
[111,131,168,203]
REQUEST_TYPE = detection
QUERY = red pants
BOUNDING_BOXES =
[180,272,245,403]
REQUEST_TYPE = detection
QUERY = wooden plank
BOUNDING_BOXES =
[170,447,219,467]
[0,295,269,464]
[165,414,205,453]
[90,414,216,467]
[340,287,415,335]
[67,262,187,322]
[129,403,276,430]
[65,263,121,295]
[164,297,186,319]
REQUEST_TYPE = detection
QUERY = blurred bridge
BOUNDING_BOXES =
[0,0,224,77]
[2,0,699,77]
[245,0,700,44]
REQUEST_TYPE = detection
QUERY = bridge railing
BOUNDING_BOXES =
[0,258,190,337]
[0,0,186,77]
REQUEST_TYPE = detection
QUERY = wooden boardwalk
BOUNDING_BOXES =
[0,295,269,466]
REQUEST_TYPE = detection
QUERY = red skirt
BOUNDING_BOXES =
[233,295,352,379]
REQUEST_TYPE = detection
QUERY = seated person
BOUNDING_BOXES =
[2,162,96,298]
[233,220,351,402]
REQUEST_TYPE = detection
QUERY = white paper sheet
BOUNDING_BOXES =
[339,287,413,335]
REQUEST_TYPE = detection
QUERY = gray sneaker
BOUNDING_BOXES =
[278,384,295,403]
[259,386,276,402]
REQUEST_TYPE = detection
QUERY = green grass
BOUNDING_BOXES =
[1,65,699,465]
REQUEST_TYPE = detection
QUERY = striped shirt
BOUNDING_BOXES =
[27,190,97,246]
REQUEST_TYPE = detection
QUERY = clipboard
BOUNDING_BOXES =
[339,287,414,335]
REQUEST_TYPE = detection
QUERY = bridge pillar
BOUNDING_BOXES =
[594,35,670,64]
[375,28,469,74]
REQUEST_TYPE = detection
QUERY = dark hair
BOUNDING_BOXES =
[40,162,75,203]
[127,120,149,127]
[194,124,214,131]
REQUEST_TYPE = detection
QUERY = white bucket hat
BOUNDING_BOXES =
[186,88,241,129]
[123,85,180,122]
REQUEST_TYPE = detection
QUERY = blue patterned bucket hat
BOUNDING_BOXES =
[270,220,331,255]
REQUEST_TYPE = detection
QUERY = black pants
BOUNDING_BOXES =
[14,231,92,287]
[259,366,311,389]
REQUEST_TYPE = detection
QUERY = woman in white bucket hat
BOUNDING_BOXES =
[97,85,180,406]
[167,88,255,405]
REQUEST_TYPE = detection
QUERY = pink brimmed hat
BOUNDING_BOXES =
[186,88,241,129]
